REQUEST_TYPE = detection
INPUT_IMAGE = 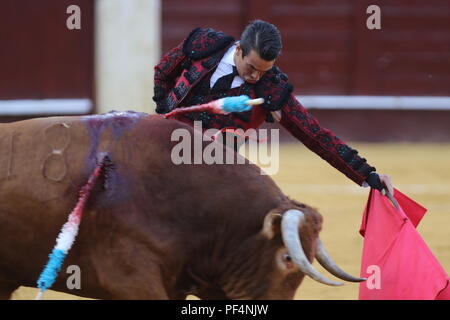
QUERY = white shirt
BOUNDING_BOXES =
[210,43,244,89]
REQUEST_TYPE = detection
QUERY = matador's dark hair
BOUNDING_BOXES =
[240,20,282,61]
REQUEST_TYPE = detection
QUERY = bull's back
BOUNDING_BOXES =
[0,111,283,210]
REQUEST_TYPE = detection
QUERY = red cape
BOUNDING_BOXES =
[359,188,449,300]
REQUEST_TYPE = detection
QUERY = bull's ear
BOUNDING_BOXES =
[261,212,282,239]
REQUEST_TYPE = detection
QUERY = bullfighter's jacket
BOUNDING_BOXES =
[153,27,376,186]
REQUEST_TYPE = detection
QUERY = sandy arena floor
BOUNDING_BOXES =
[12,143,450,300]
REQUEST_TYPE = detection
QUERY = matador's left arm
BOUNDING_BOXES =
[277,94,377,186]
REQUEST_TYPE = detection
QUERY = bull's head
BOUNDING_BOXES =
[199,200,365,300]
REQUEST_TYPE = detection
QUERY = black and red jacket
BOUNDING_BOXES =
[153,27,376,186]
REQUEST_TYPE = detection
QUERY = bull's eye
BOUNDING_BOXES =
[282,253,292,262]
[277,250,294,271]
[281,253,294,270]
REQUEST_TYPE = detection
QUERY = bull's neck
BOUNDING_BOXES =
[212,235,268,299]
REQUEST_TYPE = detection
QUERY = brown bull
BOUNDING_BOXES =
[0,111,364,300]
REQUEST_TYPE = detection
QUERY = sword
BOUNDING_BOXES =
[382,188,400,210]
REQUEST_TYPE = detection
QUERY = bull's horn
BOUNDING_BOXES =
[316,238,366,282]
[281,210,343,286]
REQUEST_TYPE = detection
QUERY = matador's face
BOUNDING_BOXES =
[234,43,275,84]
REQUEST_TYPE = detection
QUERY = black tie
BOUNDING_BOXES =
[211,66,238,93]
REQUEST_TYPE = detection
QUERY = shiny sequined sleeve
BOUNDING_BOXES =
[279,94,376,186]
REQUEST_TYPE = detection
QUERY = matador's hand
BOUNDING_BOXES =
[366,172,394,196]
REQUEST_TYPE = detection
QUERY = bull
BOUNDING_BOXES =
[0,111,364,300]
